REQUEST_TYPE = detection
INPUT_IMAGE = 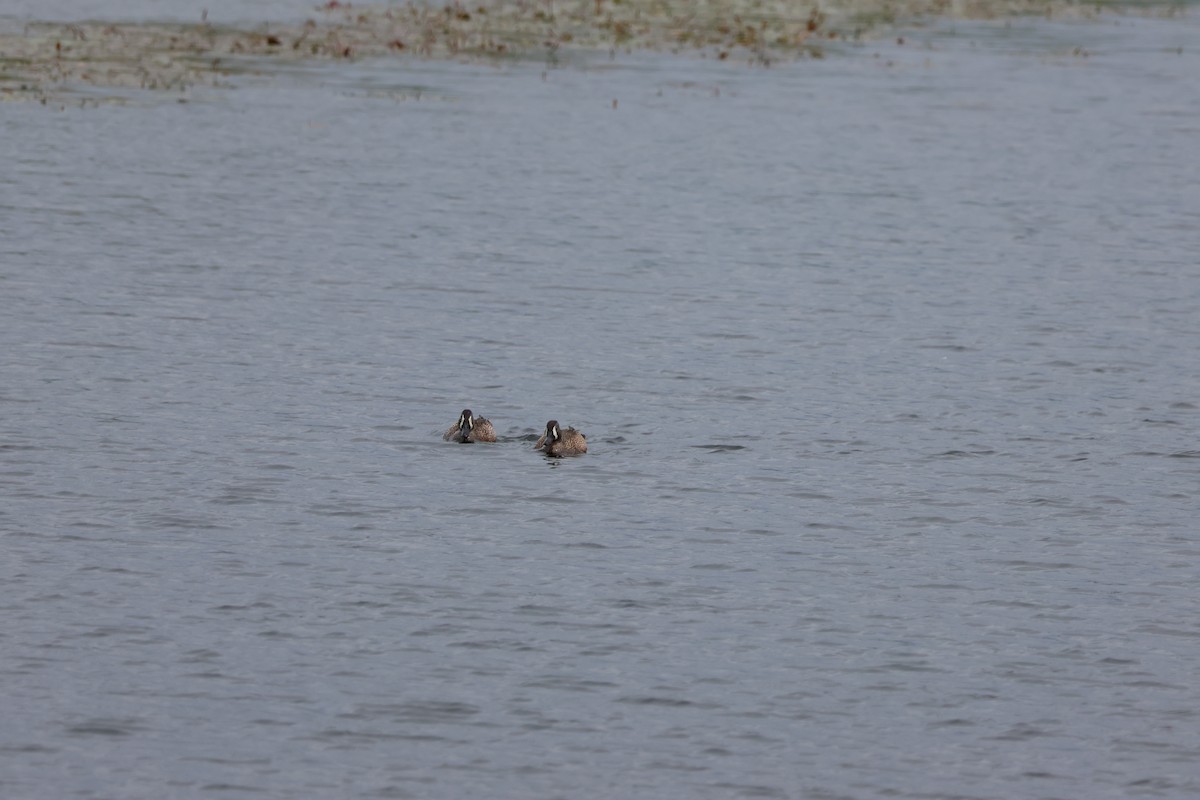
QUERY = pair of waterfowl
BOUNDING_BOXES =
[443,409,588,457]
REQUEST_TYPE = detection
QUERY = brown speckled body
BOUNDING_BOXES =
[535,420,587,456]
[443,409,497,443]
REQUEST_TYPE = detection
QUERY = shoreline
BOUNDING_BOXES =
[0,0,1184,103]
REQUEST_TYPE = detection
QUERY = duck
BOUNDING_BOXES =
[535,420,587,456]
[443,409,497,443]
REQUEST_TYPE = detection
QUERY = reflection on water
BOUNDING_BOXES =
[3,12,1200,800]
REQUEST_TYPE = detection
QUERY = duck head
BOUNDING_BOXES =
[457,409,475,438]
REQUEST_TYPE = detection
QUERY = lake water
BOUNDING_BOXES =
[3,5,1200,799]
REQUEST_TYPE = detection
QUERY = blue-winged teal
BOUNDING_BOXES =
[535,420,587,456]
[443,409,497,443]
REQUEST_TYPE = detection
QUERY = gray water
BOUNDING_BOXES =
[3,9,1200,799]
[1,1,306,25]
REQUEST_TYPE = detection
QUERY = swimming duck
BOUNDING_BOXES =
[443,409,497,443]
[535,420,587,456]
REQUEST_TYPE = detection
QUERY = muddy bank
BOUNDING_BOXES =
[0,0,1177,102]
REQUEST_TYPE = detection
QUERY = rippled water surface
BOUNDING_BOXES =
[3,8,1200,799]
